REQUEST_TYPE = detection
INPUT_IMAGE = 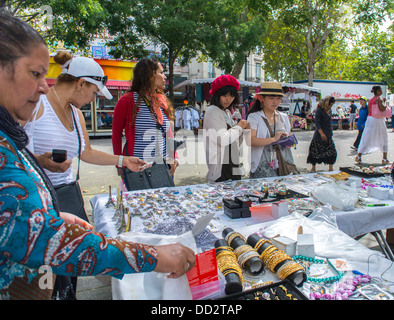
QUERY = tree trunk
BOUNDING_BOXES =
[167,48,175,103]
[308,60,315,87]
[231,61,244,79]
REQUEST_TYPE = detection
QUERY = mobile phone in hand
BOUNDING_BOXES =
[52,149,67,163]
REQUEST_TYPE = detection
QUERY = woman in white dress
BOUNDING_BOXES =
[356,86,390,165]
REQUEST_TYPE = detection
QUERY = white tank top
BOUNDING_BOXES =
[24,95,86,187]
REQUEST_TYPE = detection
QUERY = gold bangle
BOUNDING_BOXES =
[277,261,304,279]
[260,245,277,263]
[254,239,271,252]
[225,231,246,246]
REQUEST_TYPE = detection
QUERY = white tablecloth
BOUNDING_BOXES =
[89,172,394,300]
[90,173,394,240]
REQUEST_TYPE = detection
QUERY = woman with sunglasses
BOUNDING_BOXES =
[23,51,155,299]
[0,14,195,300]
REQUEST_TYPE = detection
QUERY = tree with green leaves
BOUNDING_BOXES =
[259,0,392,87]
[197,0,268,78]
[1,0,106,52]
[103,0,274,101]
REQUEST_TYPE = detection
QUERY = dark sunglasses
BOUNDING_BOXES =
[80,75,108,85]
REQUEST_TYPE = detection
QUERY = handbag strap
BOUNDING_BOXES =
[142,96,166,137]
[262,114,276,138]
[70,107,81,181]
[143,96,165,159]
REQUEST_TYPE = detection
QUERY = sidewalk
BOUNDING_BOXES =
[75,128,394,300]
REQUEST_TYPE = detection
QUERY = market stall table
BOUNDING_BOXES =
[90,172,394,300]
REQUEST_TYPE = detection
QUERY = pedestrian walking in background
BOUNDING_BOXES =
[352,96,368,151]
[356,86,390,165]
[348,100,357,130]
[307,96,337,172]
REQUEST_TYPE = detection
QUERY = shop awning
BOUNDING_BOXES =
[106,80,131,90]
[282,82,321,94]
[173,78,261,91]
[45,78,131,90]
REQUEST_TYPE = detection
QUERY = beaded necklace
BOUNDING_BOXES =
[292,255,344,284]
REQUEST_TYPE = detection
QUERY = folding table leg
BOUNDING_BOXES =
[371,231,394,261]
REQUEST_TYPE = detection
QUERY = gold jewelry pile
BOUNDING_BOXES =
[215,245,244,283]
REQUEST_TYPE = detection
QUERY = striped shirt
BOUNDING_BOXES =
[133,92,169,161]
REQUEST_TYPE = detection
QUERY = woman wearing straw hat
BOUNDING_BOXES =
[247,82,297,178]
[203,75,250,182]
[307,96,337,172]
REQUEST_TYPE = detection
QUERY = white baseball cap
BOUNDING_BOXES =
[61,57,113,100]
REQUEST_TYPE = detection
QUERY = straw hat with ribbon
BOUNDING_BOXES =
[255,82,283,97]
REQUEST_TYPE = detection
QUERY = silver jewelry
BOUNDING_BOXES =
[52,87,74,131]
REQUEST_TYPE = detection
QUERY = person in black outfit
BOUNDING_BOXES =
[300,101,308,118]
[307,96,337,172]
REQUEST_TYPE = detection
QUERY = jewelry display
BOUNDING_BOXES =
[309,274,372,300]
[247,233,306,287]
[223,228,263,274]
[292,255,344,284]
[217,280,308,301]
[215,239,243,295]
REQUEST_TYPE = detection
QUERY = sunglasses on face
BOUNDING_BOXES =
[80,75,108,85]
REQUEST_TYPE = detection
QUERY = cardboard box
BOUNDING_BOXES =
[297,233,315,258]
[272,201,288,219]
[272,236,297,256]
[367,186,390,200]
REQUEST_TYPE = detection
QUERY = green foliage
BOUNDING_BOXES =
[2,0,106,52]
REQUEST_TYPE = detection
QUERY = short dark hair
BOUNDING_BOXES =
[0,12,46,71]
[371,85,382,94]
[210,85,239,110]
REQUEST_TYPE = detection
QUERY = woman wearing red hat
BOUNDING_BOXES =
[203,75,250,182]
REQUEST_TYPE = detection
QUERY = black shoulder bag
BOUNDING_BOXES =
[54,109,88,222]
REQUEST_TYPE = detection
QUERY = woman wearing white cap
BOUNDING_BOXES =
[23,51,148,299]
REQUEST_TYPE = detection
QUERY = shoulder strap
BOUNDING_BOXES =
[70,108,81,181]
[262,116,274,138]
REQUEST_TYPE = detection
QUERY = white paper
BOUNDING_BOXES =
[112,231,197,300]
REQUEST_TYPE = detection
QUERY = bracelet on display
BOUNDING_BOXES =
[292,255,344,284]
[247,233,306,287]
[215,240,243,295]
[222,228,263,274]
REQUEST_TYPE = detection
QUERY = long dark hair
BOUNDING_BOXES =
[0,12,47,72]
[247,98,263,115]
[210,85,239,110]
[129,58,174,120]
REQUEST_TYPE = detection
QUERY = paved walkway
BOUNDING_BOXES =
[75,128,394,299]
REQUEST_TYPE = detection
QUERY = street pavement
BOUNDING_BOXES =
[75,128,394,300]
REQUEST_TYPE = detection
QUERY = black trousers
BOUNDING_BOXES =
[353,129,364,149]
